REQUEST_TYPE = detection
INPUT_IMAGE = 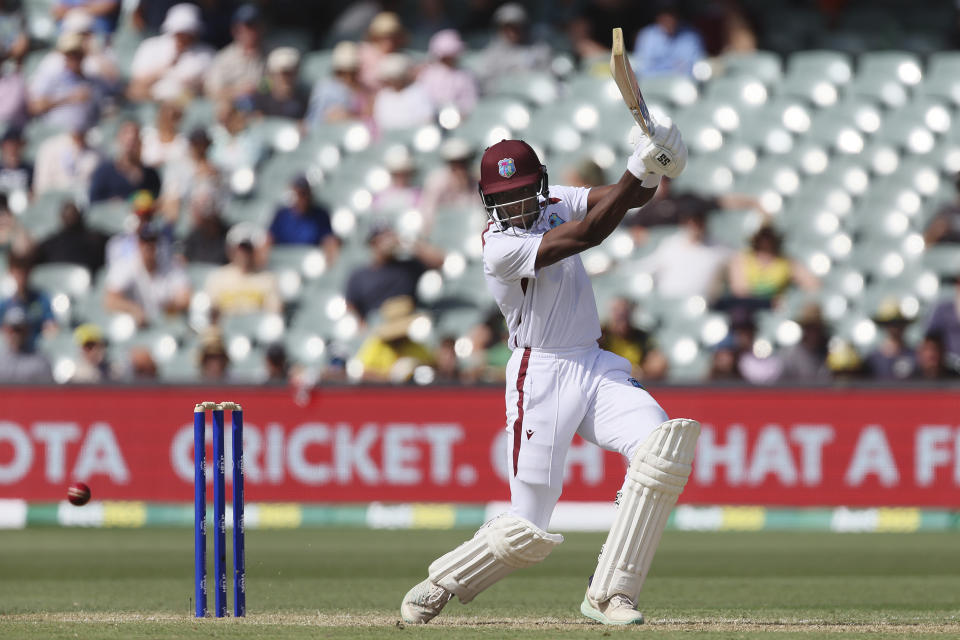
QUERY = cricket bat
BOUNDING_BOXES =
[610,27,655,137]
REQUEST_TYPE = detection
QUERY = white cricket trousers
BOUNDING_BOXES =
[503,344,669,530]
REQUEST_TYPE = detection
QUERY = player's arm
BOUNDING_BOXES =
[535,123,686,270]
[584,182,655,211]
[535,173,654,269]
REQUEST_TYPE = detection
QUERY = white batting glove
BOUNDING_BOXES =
[627,122,687,181]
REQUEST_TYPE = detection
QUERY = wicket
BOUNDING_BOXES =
[194,401,246,618]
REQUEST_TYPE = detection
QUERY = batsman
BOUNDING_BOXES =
[401,93,700,624]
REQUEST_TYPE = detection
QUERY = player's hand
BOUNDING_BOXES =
[627,122,687,180]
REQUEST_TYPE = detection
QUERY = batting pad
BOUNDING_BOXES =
[588,418,700,604]
[429,514,564,604]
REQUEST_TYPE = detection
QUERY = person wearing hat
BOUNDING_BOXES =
[253,47,309,119]
[0,251,56,353]
[104,218,191,327]
[33,200,108,273]
[267,175,338,257]
[28,30,104,132]
[0,304,53,383]
[31,9,120,96]
[205,4,265,103]
[777,304,831,382]
[204,222,281,316]
[359,11,406,91]
[478,2,551,92]
[128,3,214,102]
[416,28,478,115]
[52,0,120,38]
[866,298,916,380]
[633,0,705,78]
[372,52,434,131]
[372,145,421,214]
[420,138,480,232]
[345,220,445,320]
[197,327,231,381]
[103,189,176,270]
[89,120,161,203]
[70,323,118,383]
[355,295,433,382]
[306,40,370,126]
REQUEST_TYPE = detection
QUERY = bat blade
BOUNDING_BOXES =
[610,27,655,136]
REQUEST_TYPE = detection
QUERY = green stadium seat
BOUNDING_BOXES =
[222,311,286,345]
[29,263,91,299]
[636,75,699,108]
[87,200,131,236]
[434,305,484,339]
[922,246,960,278]
[670,156,734,197]
[704,75,770,111]
[720,51,783,86]
[223,195,275,227]
[20,190,71,239]
[186,263,218,291]
[488,70,558,107]
[786,50,853,85]
[284,330,329,366]
[228,347,268,383]
[158,348,200,382]
[182,98,216,132]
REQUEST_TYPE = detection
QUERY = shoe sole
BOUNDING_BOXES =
[579,594,644,626]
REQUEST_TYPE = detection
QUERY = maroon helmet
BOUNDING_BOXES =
[478,139,548,231]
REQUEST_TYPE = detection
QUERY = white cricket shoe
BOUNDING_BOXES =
[580,591,644,625]
[400,579,453,624]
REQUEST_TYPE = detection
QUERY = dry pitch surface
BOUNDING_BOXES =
[1,528,958,639]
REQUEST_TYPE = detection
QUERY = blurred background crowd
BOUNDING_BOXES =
[0,0,959,389]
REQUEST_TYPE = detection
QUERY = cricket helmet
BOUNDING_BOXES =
[478,139,548,231]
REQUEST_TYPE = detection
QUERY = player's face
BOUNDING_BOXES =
[492,183,541,229]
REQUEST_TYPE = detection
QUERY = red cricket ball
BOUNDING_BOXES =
[67,482,91,506]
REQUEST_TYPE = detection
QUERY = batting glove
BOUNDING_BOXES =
[627,122,687,181]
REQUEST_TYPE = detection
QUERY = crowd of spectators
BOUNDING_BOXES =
[0,0,958,388]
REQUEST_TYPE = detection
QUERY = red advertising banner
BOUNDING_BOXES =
[0,386,957,506]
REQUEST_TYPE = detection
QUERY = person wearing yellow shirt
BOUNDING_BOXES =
[727,224,818,304]
[356,295,433,382]
[204,223,281,315]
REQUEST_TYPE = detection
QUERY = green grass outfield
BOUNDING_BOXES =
[1,529,958,639]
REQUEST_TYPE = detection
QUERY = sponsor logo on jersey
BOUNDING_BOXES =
[548,212,564,228]
[627,377,644,389]
[498,157,516,178]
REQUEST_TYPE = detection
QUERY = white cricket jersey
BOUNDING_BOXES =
[481,185,601,350]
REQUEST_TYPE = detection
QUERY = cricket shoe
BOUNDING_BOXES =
[580,591,644,625]
[400,579,453,624]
